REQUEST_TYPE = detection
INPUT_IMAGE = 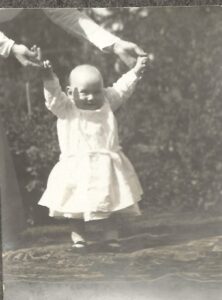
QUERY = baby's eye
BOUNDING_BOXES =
[79,91,88,96]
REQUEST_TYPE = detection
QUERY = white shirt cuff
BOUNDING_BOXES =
[0,34,15,58]
[88,28,120,51]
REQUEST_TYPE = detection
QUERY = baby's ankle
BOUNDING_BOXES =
[103,229,119,241]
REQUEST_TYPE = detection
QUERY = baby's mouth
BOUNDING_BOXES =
[87,100,99,106]
[86,103,96,108]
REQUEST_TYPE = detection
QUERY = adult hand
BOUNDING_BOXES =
[11,44,41,67]
[113,40,147,67]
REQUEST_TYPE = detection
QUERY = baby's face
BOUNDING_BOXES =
[68,69,104,110]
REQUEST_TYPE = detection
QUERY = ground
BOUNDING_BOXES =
[2,210,222,300]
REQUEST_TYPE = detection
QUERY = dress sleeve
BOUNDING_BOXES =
[0,9,23,57]
[104,70,140,112]
[0,31,15,58]
[44,73,74,119]
[0,9,24,58]
[43,8,120,51]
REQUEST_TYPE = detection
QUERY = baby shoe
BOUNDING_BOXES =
[71,232,87,249]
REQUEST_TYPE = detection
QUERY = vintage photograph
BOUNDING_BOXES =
[0,6,222,300]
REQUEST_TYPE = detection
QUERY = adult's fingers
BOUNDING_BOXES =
[26,61,42,68]
[25,48,39,58]
[37,47,42,61]
[30,45,37,53]
[123,56,136,68]
[133,45,147,57]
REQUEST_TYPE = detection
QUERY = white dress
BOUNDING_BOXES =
[38,70,143,221]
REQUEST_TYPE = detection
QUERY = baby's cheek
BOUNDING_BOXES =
[98,94,105,102]
[97,97,104,106]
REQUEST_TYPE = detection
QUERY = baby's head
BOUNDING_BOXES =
[67,65,104,110]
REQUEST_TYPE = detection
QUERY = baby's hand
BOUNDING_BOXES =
[133,56,148,77]
[67,87,80,103]
[41,60,54,80]
[41,59,54,80]
[133,53,154,77]
[31,45,52,78]
[30,45,54,79]
[43,60,52,69]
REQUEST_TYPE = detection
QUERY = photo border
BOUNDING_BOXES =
[1,1,221,299]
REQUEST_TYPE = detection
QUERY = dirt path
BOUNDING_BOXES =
[2,212,222,299]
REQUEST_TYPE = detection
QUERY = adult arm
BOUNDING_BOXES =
[0,9,41,66]
[44,8,119,51]
[0,7,22,57]
[43,8,146,66]
[0,30,41,67]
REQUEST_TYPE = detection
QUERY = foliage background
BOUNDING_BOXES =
[1,7,222,225]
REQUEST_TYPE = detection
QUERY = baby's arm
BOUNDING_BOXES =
[104,56,149,111]
[33,46,74,118]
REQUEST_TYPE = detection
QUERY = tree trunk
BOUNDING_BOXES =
[0,116,25,250]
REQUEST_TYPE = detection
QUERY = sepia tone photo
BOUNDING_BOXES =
[0,6,222,300]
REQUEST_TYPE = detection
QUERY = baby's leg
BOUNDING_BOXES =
[69,219,86,247]
[86,215,120,250]
[102,214,119,241]
[98,214,121,250]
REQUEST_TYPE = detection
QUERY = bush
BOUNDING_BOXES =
[1,7,222,224]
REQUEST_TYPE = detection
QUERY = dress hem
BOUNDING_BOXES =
[39,196,142,221]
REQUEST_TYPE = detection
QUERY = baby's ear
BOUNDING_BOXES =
[66,86,72,96]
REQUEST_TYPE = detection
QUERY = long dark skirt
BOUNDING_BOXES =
[0,116,25,250]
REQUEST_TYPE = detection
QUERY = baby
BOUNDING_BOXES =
[35,46,148,250]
